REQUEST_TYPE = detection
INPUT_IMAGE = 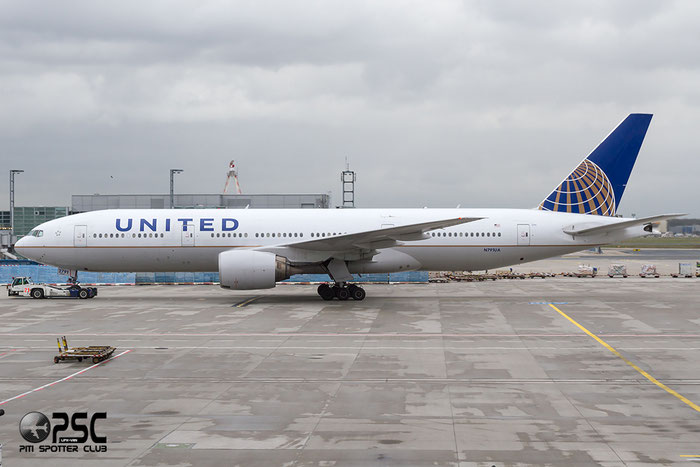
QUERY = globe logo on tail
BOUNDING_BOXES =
[539,159,616,216]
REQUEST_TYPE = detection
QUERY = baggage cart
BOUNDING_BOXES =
[575,264,597,278]
[608,264,628,278]
[53,336,116,364]
[640,264,660,278]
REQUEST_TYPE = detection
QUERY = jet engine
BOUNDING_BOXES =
[218,250,296,290]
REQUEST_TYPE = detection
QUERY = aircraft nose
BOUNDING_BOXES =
[13,236,30,257]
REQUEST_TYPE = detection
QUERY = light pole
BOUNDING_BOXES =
[169,169,183,209]
[10,169,24,241]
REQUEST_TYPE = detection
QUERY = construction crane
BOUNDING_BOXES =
[223,160,242,194]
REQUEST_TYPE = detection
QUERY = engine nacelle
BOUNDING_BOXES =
[218,250,294,290]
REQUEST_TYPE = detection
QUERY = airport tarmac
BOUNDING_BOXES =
[1,278,699,466]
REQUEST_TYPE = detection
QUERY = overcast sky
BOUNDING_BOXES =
[1,0,699,216]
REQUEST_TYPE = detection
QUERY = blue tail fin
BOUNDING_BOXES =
[538,113,652,216]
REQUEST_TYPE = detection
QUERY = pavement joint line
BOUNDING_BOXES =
[0,349,132,406]
[3,332,700,337]
[548,303,700,413]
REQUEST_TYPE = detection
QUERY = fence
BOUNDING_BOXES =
[0,261,428,285]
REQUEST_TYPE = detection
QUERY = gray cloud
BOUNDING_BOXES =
[1,0,699,216]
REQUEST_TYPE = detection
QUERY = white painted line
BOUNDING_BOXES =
[0,349,131,406]
[2,332,699,338]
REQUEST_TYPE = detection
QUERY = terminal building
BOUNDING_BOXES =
[71,193,331,212]
[0,206,70,238]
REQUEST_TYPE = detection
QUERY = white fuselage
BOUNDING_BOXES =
[15,208,643,274]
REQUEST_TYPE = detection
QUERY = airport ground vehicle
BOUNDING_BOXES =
[7,276,97,299]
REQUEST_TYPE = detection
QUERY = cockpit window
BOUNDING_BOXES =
[36,230,43,237]
[27,230,43,237]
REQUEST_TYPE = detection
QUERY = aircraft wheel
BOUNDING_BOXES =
[335,287,350,301]
[349,286,366,301]
[317,284,335,301]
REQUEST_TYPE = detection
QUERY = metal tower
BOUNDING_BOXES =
[223,160,242,194]
[341,159,355,208]
[10,169,24,241]
[169,169,183,209]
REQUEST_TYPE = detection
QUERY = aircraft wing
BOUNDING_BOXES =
[287,216,484,252]
[563,213,684,236]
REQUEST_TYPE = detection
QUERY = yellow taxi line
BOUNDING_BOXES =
[548,304,700,413]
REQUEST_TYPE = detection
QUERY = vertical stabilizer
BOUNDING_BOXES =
[538,114,652,216]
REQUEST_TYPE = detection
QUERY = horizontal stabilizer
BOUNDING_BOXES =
[563,213,685,236]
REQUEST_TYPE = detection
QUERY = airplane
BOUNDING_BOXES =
[25,421,49,440]
[14,113,682,301]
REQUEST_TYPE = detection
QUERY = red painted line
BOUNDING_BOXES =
[0,349,19,359]
[0,349,131,406]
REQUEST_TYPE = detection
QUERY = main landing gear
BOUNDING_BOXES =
[317,283,366,301]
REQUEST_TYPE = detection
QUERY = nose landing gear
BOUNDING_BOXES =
[317,283,366,301]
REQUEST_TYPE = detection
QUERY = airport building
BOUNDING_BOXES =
[71,193,331,212]
[0,206,70,237]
